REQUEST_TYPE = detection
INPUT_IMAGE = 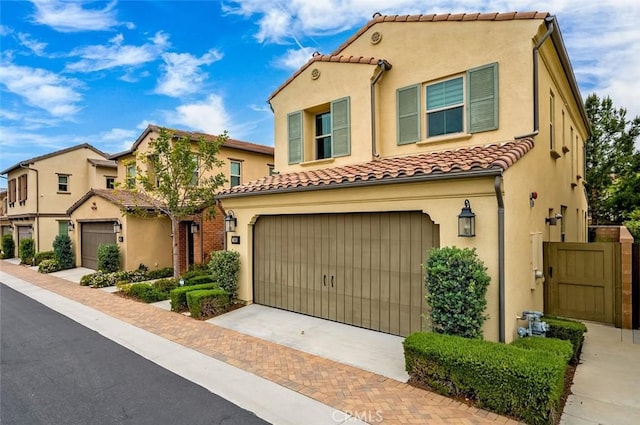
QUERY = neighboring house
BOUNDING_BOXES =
[219,12,590,342]
[0,144,114,256]
[0,189,11,238]
[68,124,274,273]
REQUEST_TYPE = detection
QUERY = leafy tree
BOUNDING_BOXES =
[135,128,227,278]
[585,94,640,224]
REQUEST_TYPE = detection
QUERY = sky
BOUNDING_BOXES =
[1,0,639,184]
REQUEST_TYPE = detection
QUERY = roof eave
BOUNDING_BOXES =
[218,167,503,199]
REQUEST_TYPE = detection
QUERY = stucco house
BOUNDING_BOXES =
[218,12,590,343]
[68,125,274,272]
[0,144,114,256]
[1,189,11,238]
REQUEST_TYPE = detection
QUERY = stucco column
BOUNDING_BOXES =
[620,226,634,329]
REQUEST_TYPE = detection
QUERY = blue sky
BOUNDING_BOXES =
[1,0,639,183]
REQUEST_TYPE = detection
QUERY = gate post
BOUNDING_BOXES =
[620,227,634,329]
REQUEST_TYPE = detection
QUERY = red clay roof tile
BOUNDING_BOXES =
[219,138,534,198]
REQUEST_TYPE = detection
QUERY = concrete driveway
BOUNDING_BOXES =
[208,304,410,382]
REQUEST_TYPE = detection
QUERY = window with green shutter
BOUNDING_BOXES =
[331,97,350,157]
[467,62,498,133]
[426,77,464,137]
[287,111,303,164]
[397,84,420,144]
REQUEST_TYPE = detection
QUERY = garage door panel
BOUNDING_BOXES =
[254,211,437,337]
[81,222,116,270]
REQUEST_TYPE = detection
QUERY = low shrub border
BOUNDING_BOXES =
[125,283,167,303]
[38,259,61,274]
[510,337,573,364]
[185,275,216,286]
[34,251,56,266]
[186,288,229,319]
[404,332,568,425]
[80,268,173,288]
[170,282,220,312]
[544,317,588,364]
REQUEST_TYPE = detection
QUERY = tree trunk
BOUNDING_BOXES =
[171,216,180,279]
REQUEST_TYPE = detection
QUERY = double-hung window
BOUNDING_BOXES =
[397,62,498,144]
[58,174,69,192]
[126,164,136,189]
[426,77,464,137]
[230,160,241,187]
[287,97,350,164]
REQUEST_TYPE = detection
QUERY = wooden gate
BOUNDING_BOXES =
[544,242,621,326]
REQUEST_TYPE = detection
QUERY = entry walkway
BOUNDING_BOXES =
[0,261,514,425]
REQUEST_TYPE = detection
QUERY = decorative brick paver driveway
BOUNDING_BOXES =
[1,261,519,424]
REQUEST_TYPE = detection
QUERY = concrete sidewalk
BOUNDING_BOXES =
[0,261,515,425]
[560,323,640,425]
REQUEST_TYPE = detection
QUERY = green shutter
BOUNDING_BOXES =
[287,111,302,164]
[331,97,350,157]
[467,63,498,133]
[397,84,420,144]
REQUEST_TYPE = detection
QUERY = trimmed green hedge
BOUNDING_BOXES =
[146,267,174,280]
[186,288,229,319]
[544,317,588,364]
[404,332,568,425]
[510,337,573,364]
[126,283,167,303]
[186,274,216,286]
[179,269,209,283]
[34,251,56,266]
[170,282,220,312]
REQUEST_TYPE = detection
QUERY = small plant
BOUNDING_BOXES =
[34,251,55,266]
[2,234,15,259]
[19,238,35,265]
[97,243,120,273]
[153,277,179,295]
[424,246,490,339]
[38,259,61,274]
[208,250,240,299]
[53,234,75,270]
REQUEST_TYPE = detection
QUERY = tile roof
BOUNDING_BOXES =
[268,55,381,101]
[1,143,109,175]
[219,138,534,198]
[67,188,162,215]
[268,12,550,102]
[110,124,274,159]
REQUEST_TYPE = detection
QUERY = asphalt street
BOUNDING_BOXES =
[0,283,269,425]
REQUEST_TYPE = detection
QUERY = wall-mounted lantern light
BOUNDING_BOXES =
[545,213,562,226]
[68,221,75,231]
[113,220,122,234]
[458,199,476,237]
[190,222,200,234]
[224,210,237,233]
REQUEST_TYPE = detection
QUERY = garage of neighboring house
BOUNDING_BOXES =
[80,222,116,270]
[253,211,439,337]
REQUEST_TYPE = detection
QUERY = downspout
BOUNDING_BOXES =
[370,59,392,159]
[19,163,39,251]
[494,175,505,343]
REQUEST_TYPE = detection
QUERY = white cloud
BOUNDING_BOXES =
[155,49,223,97]
[0,25,13,36]
[29,0,132,32]
[94,127,137,152]
[0,63,83,118]
[164,94,233,136]
[17,33,47,55]
[275,47,315,70]
[65,31,169,73]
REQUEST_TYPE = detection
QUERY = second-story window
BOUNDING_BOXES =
[58,174,69,192]
[18,174,28,202]
[230,160,241,187]
[550,91,555,151]
[426,77,464,137]
[8,179,16,205]
[315,111,332,159]
[126,164,136,189]
[190,155,200,186]
[106,177,115,189]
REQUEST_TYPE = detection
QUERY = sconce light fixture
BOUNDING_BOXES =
[224,210,237,233]
[545,213,563,226]
[68,221,75,231]
[190,222,200,234]
[113,220,122,234]
[458,199,476,237]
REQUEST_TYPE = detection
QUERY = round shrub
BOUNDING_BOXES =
[208,250,240,299]
[38,259,61,274]
[19,238,35,265]
[424,246,490,339]
[2,234,15,259]
[34,251,55,266]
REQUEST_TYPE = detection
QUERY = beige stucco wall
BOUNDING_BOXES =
[87,164,117,190]
[69,195,172,271]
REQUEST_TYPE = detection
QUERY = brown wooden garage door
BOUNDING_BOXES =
[253,212,439,337]
[81,222,116,270]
